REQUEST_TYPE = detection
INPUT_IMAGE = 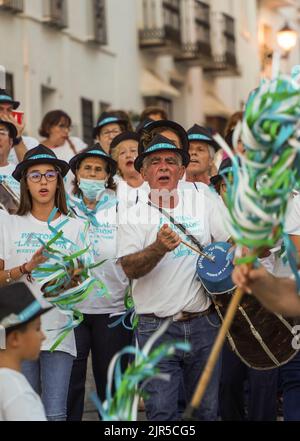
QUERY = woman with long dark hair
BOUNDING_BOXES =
[0,145,85,420]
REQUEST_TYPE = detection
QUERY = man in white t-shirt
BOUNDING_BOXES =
[0,119,20,213]
[0,283,49,421]
[118,133,229,421]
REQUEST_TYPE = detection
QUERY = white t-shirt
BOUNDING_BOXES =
[0,163,20,196]
[116,177,150,209]
[274,194,300,277]
[0,368,46,421]
[69,191,129,314]
[46,137,86,193]
[117,187,229,317]
[8,136,39,165]
[285,194,300,236]
[0,213,86,357]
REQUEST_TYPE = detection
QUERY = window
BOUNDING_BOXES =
[99,101,110,115]
[195,1,211,53]
[223,13,236,61]
[144,96,173,120]
[93,0,107,44]
[81,98,94,145]
[163,0,180,29]
[5,73,14,98]
[43,0,68,29]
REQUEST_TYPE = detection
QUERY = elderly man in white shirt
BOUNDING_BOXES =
[118,129,229,421]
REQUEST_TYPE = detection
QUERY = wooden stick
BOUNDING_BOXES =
[180,239,215,262]
[183,286,245,420]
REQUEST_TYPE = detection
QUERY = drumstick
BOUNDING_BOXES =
[183,279,246,420]
[180,239,215,262]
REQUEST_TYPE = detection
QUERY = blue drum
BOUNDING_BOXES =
[196,242,236,295]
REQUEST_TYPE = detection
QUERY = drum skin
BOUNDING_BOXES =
[213,292,300,370]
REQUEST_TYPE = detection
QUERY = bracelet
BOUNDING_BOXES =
[19,263,30,275]
[13,136,22,146]
[19,263,33,283]
[5,270,12,284]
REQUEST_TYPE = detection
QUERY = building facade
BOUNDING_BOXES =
[0,0,299,141]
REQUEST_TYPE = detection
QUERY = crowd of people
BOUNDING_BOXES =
[0,88,299,422]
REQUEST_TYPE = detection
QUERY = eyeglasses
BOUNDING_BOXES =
[101,129,122,138]
[26,170,59,183]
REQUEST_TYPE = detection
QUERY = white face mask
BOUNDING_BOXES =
[78,178,106,201]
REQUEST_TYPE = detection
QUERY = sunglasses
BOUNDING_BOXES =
[26,170,59,183]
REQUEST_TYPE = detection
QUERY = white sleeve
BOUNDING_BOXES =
[117,221,145,259]
[206,196,231,242]
[285,196,300,235]
[71,137,87,152]
[258,254,275,274]
[4,392,47,421]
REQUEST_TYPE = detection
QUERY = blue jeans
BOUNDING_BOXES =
[137,311,222,421]
[280,351,300,421]
[22,351,74,421]
[67,314,132,421]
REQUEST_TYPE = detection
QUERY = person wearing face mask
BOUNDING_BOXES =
[66,144,132,421]
[110,132,149,208]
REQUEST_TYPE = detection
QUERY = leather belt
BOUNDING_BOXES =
[139,304,215,322]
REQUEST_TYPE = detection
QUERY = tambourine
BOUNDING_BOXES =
[196,242,236,295]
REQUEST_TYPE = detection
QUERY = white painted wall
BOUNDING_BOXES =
[1,0,299,141]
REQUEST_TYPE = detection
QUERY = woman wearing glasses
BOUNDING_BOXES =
[66,144,131,421]
[0,145,86,421]
[93,111,128,154]
[39,110,87,192]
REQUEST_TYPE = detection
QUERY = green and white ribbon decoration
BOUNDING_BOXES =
[32,208,109,351]
[90,319,190,421]
[213,67,300,289]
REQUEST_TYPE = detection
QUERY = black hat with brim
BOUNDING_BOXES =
[69,143,117,176]
[110,131,140,151]
[138,119,189,152]
[210,158,234,186]
[12,144,70,182]
[0,89,20,110]
[0,283,52,339]
[187,124,220,151]
[135,118,155,134]
[0,119,17,140]
[92,113,127,139]
[134,134,190,172]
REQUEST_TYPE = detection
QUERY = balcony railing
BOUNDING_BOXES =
[0,0,23,13]
[43,0,68,30]
[139,0,182,54]
[204,12,240,76]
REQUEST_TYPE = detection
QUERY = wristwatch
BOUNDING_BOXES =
[14,136,22,146]
[5,270,12,284]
